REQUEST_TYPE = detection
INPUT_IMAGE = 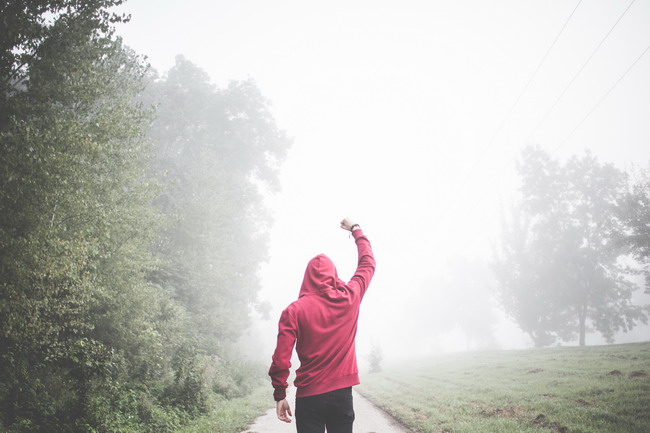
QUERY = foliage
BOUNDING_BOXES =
[619,166,650,293]
[141,54,290,392]
[0,1,166,429]
[0,0,129,122]
[360,342,650,433]
[0,1,288,432]
[492,146,648,347]
[177,384,270,433]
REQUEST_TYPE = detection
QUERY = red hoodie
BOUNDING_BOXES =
[268,229,376,400]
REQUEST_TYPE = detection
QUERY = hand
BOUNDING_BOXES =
[340,217,358,231]
[276,398,292,423]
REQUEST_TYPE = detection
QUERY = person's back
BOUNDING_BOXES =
[269,218,376,433]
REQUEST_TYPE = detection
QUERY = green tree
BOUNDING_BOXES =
[0,2,177,431]
[0,0,129,124]
[142,56,290,397]
[493,146,648,347]
[1,3,291,431]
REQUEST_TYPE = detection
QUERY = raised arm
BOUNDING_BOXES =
[340,217,376,297]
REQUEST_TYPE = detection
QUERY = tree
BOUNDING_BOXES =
[141,55,290,394]
[492,146,648,347]
[620,166,650,293]
[0,0,129,125]
[492,202,575,347]
[0,2,178,431]
[1,3,291,431]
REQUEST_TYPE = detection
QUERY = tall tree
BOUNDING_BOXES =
[493,146,648,347]
[1,3,291,431]
[0,2,179,431]
[0,0,129,125]
[142,55,290,387]
[493,202,576,347]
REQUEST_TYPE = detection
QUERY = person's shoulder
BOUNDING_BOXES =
[283,299,304,314]
[284,295,320,315]
[278,300,304,324]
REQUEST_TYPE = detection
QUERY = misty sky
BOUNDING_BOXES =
[114,0,650,359]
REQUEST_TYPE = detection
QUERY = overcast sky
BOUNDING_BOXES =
[114,0,650,359]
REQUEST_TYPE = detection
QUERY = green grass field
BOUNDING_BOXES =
[357,342,650,433]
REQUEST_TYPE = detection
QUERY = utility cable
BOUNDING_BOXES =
[526,0,636,143]
[481,0,583,159]
[552,43,650,154]
[458,43,650,253]
[430,0,582,228]
[434,1,642,254]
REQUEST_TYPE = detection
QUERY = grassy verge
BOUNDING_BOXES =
[357,342,650,433]
[177,384,271,433]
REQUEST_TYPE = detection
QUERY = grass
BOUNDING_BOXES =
[177,384,270,433]
[357,342,650,433]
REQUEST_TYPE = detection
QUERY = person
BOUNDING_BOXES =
[268,217,376,433]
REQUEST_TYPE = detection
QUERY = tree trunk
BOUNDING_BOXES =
[531,331,544,348]
[579,304,587,346]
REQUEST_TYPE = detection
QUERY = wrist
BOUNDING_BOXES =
[350,224,360,231]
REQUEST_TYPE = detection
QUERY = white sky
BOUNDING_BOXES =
[114,0,650,360]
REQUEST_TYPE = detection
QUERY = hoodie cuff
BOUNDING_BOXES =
[352,228,364,240]
[273,387,287,401]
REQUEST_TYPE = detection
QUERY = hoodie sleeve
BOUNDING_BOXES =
[268,307,297,400]
[349,229,376,298]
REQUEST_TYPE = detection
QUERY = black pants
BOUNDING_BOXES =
[295,387,355,433]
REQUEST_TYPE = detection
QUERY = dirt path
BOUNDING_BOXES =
[240,388,412,433]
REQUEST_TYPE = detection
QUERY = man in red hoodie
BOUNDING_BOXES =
[268,217,376,433]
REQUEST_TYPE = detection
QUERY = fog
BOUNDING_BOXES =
[114,0,650,365]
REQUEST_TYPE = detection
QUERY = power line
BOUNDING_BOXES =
[457,43,650,254]
[431,0,582,227]
[526,0,637,143]
[428,2,645,255]
[482,0,583,157]
[553,43,650,154]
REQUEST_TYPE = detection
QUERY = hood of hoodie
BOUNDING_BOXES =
[298,254,345,297]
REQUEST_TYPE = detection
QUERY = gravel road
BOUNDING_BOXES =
[240,387,412,433]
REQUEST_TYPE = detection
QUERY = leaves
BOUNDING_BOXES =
[0,2,165,430]
[493,146,648,347]
[1,4,289,432]
[619,166,650,293]
[144,55,290,346]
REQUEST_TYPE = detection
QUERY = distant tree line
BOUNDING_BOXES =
[407,151,649,353]
[0,1,289,432]
[493,146,650,347]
